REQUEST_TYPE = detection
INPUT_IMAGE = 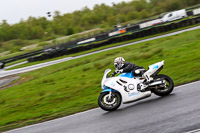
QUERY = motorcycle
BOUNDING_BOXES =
[98,60,174,111]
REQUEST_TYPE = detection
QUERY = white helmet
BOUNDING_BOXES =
[114,57,125,70]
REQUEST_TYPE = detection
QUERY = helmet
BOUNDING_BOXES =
[114,57,125,70]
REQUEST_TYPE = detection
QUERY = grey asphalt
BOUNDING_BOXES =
[0,76,19,88]
[5,81,200,133]
[1,25,200,78]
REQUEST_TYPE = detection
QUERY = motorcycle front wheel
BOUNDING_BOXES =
[151,74,174,96]
[98,92,121,111]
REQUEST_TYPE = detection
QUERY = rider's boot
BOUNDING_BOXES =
[138,82,148,92]
[140,76,153,92]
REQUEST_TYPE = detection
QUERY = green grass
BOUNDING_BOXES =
[0,28,200,132]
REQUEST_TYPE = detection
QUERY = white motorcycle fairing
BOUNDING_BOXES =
[102,71,151,104]
[99,60,174,111]
[143,60,164,82]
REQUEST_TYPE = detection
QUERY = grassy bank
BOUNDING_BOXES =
[0,28,200,131]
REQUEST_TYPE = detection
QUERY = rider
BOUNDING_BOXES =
[113,57,145,77]
[113,57,149,92]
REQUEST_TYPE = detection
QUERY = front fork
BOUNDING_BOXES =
[102,87,117,100]
[108,91,112,101]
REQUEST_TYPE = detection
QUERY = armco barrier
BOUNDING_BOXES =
[0,49,43,64]
[126,25,140,32]
[28,16,200,62]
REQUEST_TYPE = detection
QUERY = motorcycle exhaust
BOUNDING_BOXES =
[148,80,165,86]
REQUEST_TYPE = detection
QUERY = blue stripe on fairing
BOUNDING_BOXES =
[102,86,117,93]
[149,64,159,69]
[153,65,159,69]
[118,71,134,78]
[128,92,140,97]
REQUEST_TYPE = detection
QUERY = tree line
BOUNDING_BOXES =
[0,0,199,42]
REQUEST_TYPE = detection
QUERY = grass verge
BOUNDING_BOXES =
[0,28,200,132]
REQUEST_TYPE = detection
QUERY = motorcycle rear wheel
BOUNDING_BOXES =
[151,74,174,96]
[98,92,121,111]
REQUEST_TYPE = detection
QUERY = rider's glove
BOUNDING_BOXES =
[115,69,123,74]
[111,73,115,77]
[135,69,140,74]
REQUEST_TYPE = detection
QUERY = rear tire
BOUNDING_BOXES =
[151,74,174,96]
[98,92,121,111]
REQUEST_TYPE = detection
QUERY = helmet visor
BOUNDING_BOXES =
[114,63,118,69]
[114,62,122,70]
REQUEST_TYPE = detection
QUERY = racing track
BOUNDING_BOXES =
[0,25,200,78]
[1,25,200,133]
[5,81,200,133]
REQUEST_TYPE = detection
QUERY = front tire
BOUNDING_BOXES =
[151,74,174,96]
[98,92,121,111]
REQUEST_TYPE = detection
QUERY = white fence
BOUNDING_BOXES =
[193,8,200,15]
[139,19,162,29]
[77,38,96,45]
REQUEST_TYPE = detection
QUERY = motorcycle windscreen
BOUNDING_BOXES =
[118,71,134,78]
